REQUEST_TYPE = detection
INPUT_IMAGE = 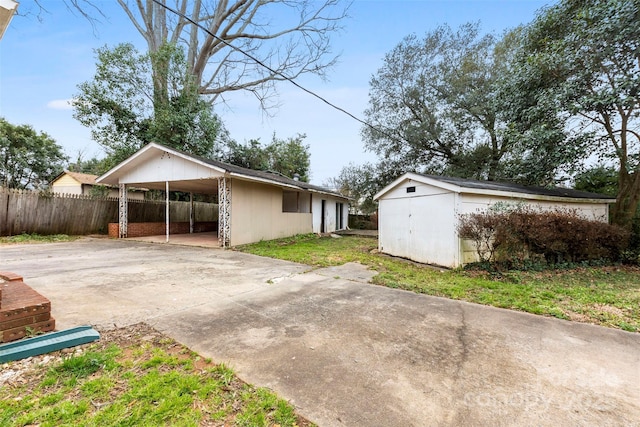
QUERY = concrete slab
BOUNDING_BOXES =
[1,238,638,426]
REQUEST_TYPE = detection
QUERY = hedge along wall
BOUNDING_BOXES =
[0,187,219,236]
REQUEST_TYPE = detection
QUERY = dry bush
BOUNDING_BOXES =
[458,206,630,267]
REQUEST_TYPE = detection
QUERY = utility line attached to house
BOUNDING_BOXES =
[150,0,402,145]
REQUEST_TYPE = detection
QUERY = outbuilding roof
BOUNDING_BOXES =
[97,142,347,199]
[374,172,616,203]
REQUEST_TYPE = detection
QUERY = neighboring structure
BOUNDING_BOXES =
[51,171,145,200]
[0,0,18,41]
[374,172,616,268]
[97,142,349,247]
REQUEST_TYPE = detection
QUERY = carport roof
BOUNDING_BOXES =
[97,142,347,199]
[374,172,617,203]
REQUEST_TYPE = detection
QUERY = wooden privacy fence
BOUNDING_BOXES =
[0,187,219,236]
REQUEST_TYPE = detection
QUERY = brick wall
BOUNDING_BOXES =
[108,221,218,238]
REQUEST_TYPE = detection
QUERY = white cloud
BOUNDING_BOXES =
[46,99,74,110]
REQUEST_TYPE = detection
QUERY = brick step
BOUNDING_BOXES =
[1,318,56,343]
[0,272,24,308]
[1,277,54,343]
[0,271,24,282]
[1,281,51,323]
[0,312,52,331]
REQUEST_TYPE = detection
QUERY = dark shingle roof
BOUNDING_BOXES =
[168,145,345,198]
[420,174,616,200]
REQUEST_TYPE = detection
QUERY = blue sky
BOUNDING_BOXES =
[0,0,552,185]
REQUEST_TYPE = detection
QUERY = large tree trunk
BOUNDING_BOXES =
[612,170,640,227]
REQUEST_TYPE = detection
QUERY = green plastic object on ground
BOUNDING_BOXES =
[0,326,100,363]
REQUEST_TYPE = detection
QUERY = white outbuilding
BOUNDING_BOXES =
[374,173,616,268]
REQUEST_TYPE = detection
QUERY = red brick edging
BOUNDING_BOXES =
[0,272,55,343]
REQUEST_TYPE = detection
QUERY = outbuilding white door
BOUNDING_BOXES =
[380,192,457,267]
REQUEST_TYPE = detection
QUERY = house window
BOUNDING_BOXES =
[283,190,310,213]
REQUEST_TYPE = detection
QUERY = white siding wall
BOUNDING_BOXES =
[311,195,348,233]
[458,194,609,220]
[118,154,222,184]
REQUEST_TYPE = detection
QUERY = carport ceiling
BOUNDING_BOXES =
[131,179,219,195]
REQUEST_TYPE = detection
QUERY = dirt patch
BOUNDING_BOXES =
[592,303,627,317]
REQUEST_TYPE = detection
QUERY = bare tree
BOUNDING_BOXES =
[116,0,349,111]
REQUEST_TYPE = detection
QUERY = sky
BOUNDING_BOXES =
[0,0,552,186]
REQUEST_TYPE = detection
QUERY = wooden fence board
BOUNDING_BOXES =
[0,187,218,236]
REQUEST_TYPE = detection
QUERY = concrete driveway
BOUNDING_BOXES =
[2,238,639,426]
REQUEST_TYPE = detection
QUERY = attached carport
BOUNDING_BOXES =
[98,143,230,246]
[97,142,349,247]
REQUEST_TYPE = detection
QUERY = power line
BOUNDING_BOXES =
[149,0,394,141]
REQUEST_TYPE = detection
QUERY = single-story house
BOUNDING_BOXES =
[97,142,349,247]
[374,172,616,268]
[51,170,146,200]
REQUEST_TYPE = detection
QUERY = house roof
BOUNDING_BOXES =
[52,170,99,185]
[374,172,617,203]
[97,142,347,199]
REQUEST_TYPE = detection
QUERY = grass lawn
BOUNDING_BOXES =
[237,234,640,332]
[0,233,77,244]
[0,324,313,427]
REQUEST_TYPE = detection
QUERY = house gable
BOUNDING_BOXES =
[51,173,81,188]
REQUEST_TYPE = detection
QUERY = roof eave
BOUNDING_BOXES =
[229,172,348,199]
[460,187,615,204]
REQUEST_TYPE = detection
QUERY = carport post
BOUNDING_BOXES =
[166,181,169,243]
[189,192,194,234]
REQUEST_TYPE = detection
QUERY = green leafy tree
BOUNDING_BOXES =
[363,23,515,181]
[574,165,619,197]
[221,133,310,181]
[0,118,68,190]
[265,134,311,182]
[67,151,112,176]
[364,23,586,186]
[325,162,380,215]
[222,139,271,171]
[508,0,640,226]
[74,43,224,165]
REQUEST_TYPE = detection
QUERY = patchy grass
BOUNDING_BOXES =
[237,234,640,332]
[0,233,77,244]
[0,323,313,427]
[238,234,377,267]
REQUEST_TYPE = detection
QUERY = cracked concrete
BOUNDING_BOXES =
[1,238,639,426]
